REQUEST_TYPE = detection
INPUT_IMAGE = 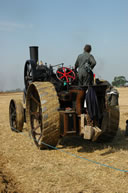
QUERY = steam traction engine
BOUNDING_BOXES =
[9,47,120,149]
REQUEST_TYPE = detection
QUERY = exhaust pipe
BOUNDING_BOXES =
[29,46,38,63]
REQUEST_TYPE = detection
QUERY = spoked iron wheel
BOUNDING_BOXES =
[9,99,24,132]
[97,106,120,142]
[26,82,60,149]
[27,86,43,146]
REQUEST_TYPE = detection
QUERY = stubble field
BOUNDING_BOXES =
[0,88,128,193]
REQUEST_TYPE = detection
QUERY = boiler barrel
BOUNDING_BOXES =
[29,46,38,63]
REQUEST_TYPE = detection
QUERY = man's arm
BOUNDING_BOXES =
[75,56,79,70]
[89,55,96,69]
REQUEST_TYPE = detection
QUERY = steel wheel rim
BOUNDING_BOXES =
[29,86,43,147]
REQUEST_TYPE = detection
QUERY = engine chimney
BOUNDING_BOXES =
[29,46,38,63]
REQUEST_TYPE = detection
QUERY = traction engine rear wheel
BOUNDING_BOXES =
[26,82,60,149]
[9,99,24,132]
[97,106,120,142]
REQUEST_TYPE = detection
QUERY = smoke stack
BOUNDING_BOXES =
[29,46,38,63]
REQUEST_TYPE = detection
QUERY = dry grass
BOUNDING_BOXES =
[0,88,128,193]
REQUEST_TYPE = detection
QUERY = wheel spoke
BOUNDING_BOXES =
[57,71,64,75]
[10,105,16,122]
[25,76,32,81]
[11,114,16,119]
[11,120,16,129]
[65,76,69,82]
[30,95,40,106]
[11,105,15,111]
[11,110,15,116]
[67,75,75,79]
[34,132,41,136]
[30,111,40,119]
[27,69,31,76]
[66,70,72,74]
[59,75,65,79]
[37,134,42,143]
[32,123,41,132]
[63,67,66,74]
[28,69,32,75]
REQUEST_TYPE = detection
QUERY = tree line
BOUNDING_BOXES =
[112,76,128,87]
[0,88,23,92]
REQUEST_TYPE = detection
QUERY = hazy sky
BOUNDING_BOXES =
[0,0,128,90]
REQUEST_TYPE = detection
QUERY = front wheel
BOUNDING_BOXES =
[9,99,24,132]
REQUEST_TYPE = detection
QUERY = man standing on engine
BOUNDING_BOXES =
[75,44,96,86]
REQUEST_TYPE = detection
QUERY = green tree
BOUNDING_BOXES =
[112,76,127,87]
